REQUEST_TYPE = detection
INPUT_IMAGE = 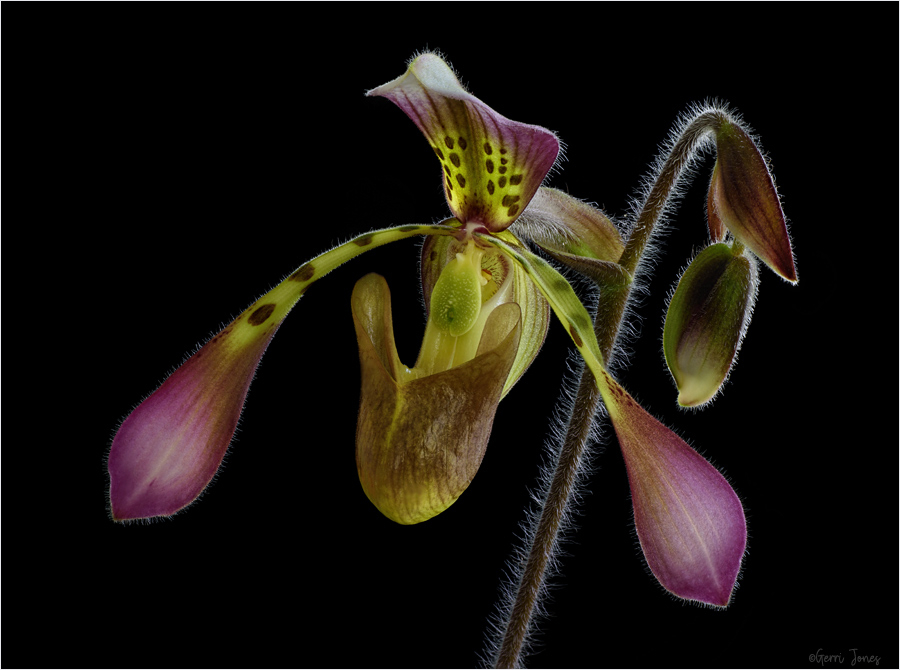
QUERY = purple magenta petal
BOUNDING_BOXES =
[605,380,747,605]
[108,305,279,521]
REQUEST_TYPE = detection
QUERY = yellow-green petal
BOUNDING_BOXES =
[476,232,606,380]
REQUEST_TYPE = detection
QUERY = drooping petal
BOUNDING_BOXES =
[477,231,746,604]
[108,224,458,521]
[368,53,559,233]
[709,121,797,282]
[664,242,758,407]
[421,233,549,397]
[475,231,747,601]
[352,273,521,525]
[108,305,279,521]
[603,376,747,606]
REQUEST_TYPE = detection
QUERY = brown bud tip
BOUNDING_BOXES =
[709,121,797,283]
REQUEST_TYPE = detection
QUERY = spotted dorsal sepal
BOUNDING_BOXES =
[368,53,559,233]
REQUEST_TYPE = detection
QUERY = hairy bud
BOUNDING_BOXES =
[709,121,797,282]
[664,242,757,407]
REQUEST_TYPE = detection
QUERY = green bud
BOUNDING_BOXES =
[664,242,757,407]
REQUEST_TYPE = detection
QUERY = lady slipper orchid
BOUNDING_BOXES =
[107,52,568,524]
[108,52,756,609]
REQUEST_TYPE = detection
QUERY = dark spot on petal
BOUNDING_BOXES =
[501,195,520,206]
[450,153,461,168]
[485,159,494,173]
[290,263,315,282]
[434,147,444,161]
[507,204,520,218]
[499,165,507,174]
[354,234,374,246]
[500,147,507,154]
[487,180,495,195]
[444,136,454,149]
[456,174,466,188]
[499,176,507,188]
[399,225,421,232]
[458,137,468,150]
[500,157,508,165]
[509,174,523,186]
[249,303,276,326]
[569,322,584,348]
[483,142,493,155]
[446,176,454,191]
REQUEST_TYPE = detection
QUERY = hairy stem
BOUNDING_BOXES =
[492,106,729,669]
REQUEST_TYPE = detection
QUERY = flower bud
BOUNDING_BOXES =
[709,121,797,282]
[664,243,757,407]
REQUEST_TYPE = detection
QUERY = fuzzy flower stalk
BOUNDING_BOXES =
[106,53,797,669]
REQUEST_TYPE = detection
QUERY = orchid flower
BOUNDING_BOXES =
[107,52,798,613]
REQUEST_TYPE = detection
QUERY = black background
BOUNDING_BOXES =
[7,4,896,669]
